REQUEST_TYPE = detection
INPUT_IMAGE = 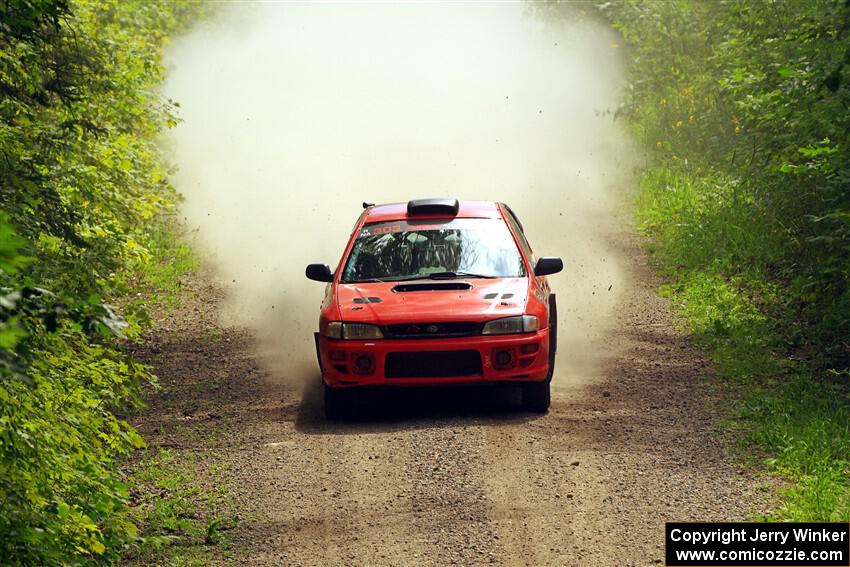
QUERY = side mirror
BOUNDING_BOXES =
[534,257,563,277]
[306,263,334,282]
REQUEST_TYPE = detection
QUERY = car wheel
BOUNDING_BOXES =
[522,381,551,413]
[324,384,352,420]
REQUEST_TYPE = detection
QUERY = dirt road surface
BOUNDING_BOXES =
[132,229,773,566]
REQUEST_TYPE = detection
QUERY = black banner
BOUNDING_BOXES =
[666,523,850,566]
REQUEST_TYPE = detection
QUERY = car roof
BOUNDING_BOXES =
[363,200,503,223]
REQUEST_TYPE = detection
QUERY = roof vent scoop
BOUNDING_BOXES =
[407,198,459,216]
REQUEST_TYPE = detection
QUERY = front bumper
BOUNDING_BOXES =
[317,329,550,388]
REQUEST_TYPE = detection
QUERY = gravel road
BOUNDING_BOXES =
[133,230,773,566]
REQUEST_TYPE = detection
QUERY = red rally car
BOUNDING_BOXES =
[305,198,563,419]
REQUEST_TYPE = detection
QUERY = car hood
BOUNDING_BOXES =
[335,278,529,325]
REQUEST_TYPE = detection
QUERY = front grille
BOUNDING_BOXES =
[384,321,482,339]
[385,350,483,378]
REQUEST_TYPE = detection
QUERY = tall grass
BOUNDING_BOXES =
[637,166,850,521]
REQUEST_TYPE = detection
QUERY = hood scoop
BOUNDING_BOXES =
[393,281,472,293]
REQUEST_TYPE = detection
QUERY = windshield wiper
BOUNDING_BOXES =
[383,275,433,282]
[428,271,498,280]
[346,275,426,283]
[348,272,497,283]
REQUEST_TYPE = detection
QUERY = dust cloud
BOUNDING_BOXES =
[164,3,635,388]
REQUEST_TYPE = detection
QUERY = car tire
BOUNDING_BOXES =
[324,384,352,420]
[522,380,551,413]
[547,294,557,379]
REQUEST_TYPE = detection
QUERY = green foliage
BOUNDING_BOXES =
[0,0,203,563]
[742,374,850,521]
[123,449,237,566]
[124,214,199,309]
[602,0,850,520]
[605,0,850,371]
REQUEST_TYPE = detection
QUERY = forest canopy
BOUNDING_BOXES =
[603,0,850,375]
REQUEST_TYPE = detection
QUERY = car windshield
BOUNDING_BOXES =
[341,218,526,283]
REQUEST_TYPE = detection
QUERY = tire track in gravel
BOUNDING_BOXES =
[406,426,494,565]
[482,421,618,566]
[236,387,519,566]
[230,390,431,566]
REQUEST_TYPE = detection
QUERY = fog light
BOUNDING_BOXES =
[353,353,374,374]
[520,343,539,355]
[493,348,514,369]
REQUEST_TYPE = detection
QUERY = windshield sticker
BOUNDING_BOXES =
[368,223,402,236]
[359,219,462,238]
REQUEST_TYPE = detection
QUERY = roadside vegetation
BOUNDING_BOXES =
[0,0,215,563]
[602,1,850,520]
[122,444,238,566]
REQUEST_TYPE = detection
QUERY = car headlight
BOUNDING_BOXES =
[324,322,384,340]
[343,323,384,340]
[481,315,539,335]
[325,322,343,339]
